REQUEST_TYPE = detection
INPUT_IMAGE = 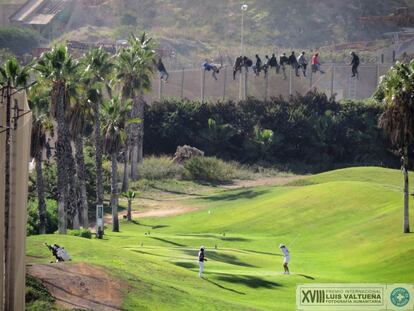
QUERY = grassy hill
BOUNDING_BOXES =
[27,167,414,310]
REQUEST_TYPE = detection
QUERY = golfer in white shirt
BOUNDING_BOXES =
[279,244,290,275]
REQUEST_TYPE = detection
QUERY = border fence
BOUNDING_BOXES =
[147,63,393,102]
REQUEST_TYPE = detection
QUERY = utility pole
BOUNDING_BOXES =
[3,81,12,310]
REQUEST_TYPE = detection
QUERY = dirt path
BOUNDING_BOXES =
[27,263,126,311]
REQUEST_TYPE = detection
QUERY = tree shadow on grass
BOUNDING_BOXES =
[131,220,169,230]
[204,278,246,295]
[177,234,250,242]
[183,250,256,267]
[150,237,186,247]
[242,249,282,256]
[173,262,197,269]
[216,274,282,289]
[201,189,270,202]
[150,185,203,196]
[297,274,315,280]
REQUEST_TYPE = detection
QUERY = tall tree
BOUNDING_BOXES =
[101,96,133,232]
[377,60,414,234]
[67,70,92,229]
[116,33,155,180]
[28,86,53,234]
[34,45,78,234]
[83,47,114,229]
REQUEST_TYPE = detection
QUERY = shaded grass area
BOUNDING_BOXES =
[27,167,414,310]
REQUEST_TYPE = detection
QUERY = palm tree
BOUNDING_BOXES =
[122,190,136,221]
[116,33,156,180]
[378,60,414,233]
[34,45,78,234]
[28,85,53,234]
[83,48,114,227]
[67,70,92,229]
[101,96,133,232]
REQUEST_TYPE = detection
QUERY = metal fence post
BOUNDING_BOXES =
[309,67,313,90]
[289,67,292,96]
[239,69,243,101]
[330,64,335,98]
[244,69,248,100]
[158,77,163,100]
[222,66,227,101]
[180,68,185,99]
[264,71,269,101]
[201,69,206,102]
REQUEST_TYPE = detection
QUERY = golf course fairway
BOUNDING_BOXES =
[27,167,414,310]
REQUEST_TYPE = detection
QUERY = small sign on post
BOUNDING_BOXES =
[96,204,104,239]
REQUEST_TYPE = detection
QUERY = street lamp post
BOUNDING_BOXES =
[239,4,248,100]
[241,4,248,55]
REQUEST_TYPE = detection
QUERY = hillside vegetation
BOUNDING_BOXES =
[62,0,407,57]
[27,167,414,310]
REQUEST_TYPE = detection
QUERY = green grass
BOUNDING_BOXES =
[27,167,414,310]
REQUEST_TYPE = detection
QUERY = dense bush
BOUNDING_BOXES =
[0,27,39,55]
[183,156,244,183]
[26,275,56,311]
[67,228,92,239]
[27,199,58,236]
[138,156,183,180]
[144,91,397,172]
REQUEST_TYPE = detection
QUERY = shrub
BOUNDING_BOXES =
[67,228,92,239]
[0,27,39,55]
[26,275,56,311]
[183,156,241,183]
[27,199,58,236]
[138,156,183,180]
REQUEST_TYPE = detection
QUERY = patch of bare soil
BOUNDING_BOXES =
[27,263,125,311]
[222,175,305,189]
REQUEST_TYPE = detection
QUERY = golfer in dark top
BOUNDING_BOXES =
[198,246,207,278]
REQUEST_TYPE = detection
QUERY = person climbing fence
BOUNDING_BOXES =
[350,51,360,78]
[157,58,169,82]
[311,53,325,74]
[297,51,308,77]
[279,53,289,80]
[202,59,222,81]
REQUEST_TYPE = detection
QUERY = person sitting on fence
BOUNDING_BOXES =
[297,51,308,77]
[289,51,300,77]
[279,53,289,80]
[253,54,263,76]
[350,51,360,79]
[233,55,243,80]
[157,58,169,82]
[202,59,222,81]
[269,53,279,74]
[263,55,271,77]
[243,56,253,72]
[311,53,325,74]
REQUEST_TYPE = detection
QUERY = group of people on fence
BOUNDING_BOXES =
[231,51,326,80]
[157,51,360,83]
